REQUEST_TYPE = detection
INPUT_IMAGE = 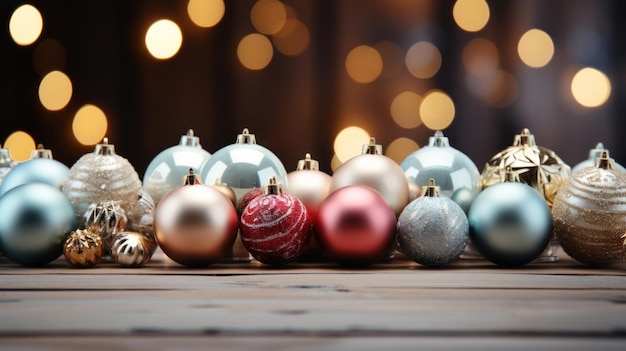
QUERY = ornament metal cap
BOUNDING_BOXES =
[362,137,383,155]
[594,151,615,170]
[94,137,115,155]
[179,129,201,147]
[264,176,283,195]
[296,153,319,171]
[30,144,53,159]
[0,144,14,164]
[503,166,521,182]
[513,128,536,147]
[428,131,450,147]
[236,128,256,144]
[422,178,441,197]
[182,168,202,186]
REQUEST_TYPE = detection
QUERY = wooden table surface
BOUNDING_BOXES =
[1,248,625,351]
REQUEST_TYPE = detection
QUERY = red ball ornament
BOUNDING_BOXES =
[240,177,312,265]
[315,185,396,267]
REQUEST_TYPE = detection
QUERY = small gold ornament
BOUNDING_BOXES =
[63,229,104,268]
[84,200,128,254]
[110,231,153,268]
[127,190,158,254]
[481,128,571,207]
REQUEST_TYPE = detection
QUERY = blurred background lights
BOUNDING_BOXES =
[33,39,66,77]
[237,33,274,70]
[9,4,43,46]
[251,0,287,35]
[462,38,499,75]
[72,104,108,146]
[187,0,225,28]
[405,41,442,79]
[145,19,183,60]
[571,67,611,108]
[420,90,455,130]
[330,154,342,172]
[518,29,554,68]
[345,45,383,84]
[3,131,36,162]
[375,41,404,78]
[386,137,419,164]
[390,91,422,129]
[466,69,519,108]
[333,126,370,162]
[38,71,73,111]
[272,19,310,56]
[453,0,490,32]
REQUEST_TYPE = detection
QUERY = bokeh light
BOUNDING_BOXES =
[251,0,287,35]
[73,105,108,146]
[33,39,66,76]
[390,91,422,129]
[334,126,370,162]
[386,137,419,164]
[462,38,499,75]
[237,33,274,70]
[9,4,43,46]
[453,0,490,32]
[145,19,183,60]
[420,90,455,130]
[3,131,36,162]
[187,0,225,28]
[518,29,554,68]
[375,41,404,78]
[331,154,343,172]
[38,71,72,111]
[272,19,310,56]
[466,69,519,108]
[571,67,611,108]
[405,41,442,79]
[345,45,383,84]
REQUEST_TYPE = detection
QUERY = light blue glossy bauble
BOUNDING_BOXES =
[200,128,287,200]
[468,182,552,267]
[0,158,69,197]
[400,131,481,213]
[571,142,625,174]
[0,183,77,266]
[142,130,212,205]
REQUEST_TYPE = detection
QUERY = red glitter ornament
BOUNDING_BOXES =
[240,177,312,265]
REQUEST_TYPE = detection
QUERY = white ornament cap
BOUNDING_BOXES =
[296,153,319,171]
[594,150,615,170]
[182,168,202,186]
[362,137,383,155]
[94,137,116,155]
[422,178,441,197]
[264,176,283,195]
[179,129,201,147]
[29,144,53,159]
[236,128,256,144]
[428,131,450,148]
[513,128,537,147]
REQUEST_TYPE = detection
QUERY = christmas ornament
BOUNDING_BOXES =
[240,177,312,265]
[330,138,409,216]
[126,189,157,254]
[211,179,237,208]
[0,144,69,197]
[84,200,128,255]
[0,183,77,266]
[142,129,212,205]
[397,179,469,266]
[400,131,481,213]
[468,169,553,266]
[110,231,153,267]
[237,188,265,215]
[154,169,238,267]
[571,142,625,174]
[286,153,332,260]
[481,128,571,208]
[63,228,103,268]
[552,151,626,266]
[0,143,17,187]
[200,128,288,200]
[315,185,396,267]
[62,138,142,227]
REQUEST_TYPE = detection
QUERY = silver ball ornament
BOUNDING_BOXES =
[84,200,128,255]
[397,179,469,266]
[110,231,153,267]
[0,145,69,197]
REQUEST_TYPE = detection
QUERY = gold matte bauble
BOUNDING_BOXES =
[63,228,104,268]
[552,151,626,266]
[481,128,571,208]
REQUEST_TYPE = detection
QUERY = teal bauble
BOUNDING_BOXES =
[0,144,17,187]
[0,145,69,197]
[400,131,481,213]
[200,128,287,201]
[0,183,77,266]
[468,177,552,267]
[142,129,212,205]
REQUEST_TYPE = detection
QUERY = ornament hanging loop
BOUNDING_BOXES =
[94,137,115,155]
[264,176,283,195]
[236,128,257,144]
[362,137,383,155]
[297,153,319,171]
[180,129,201,147]
[422,178,441,197]
[30,144,53,159]
[594,150,615,170]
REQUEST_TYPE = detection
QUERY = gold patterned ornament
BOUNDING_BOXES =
[63,229,104,268]
[552,151,626,266]
[84,200,128,255]
[110,231,153,267]
[481,128,571,208]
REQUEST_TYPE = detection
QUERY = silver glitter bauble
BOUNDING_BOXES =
[84,200,128,254]
[397,179,469,266]
[110,231,153,267]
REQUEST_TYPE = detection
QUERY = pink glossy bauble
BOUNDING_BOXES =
[240,192,312,265]
[315,185,397,267]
